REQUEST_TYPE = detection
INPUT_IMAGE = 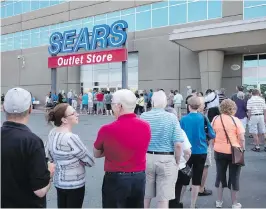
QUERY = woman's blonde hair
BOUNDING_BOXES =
[220,99,237,115]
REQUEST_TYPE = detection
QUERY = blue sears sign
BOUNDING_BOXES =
[48,20,128,55]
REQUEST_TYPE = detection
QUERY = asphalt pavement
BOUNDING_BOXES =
[1,113,266,208]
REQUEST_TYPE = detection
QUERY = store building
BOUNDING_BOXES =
[1,0,266,103]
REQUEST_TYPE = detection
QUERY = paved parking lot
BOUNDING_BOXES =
[2,113,266,208]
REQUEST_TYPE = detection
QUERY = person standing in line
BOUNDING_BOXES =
[138,93,145,114]
[144,90,149,112]
[218,88,227,104]
[67,90,73,105]
[168,90,175,108]
[212,99,245,208]
[134,92,140,115]
[174,90,183,120]
[82,92,89,114]
[88,90,94,115]
[1,87,55,208]
[97,91,104,115]
[197,94,214,197]
[147,89,153,110]
[165,107,192,209]
[180,96,216,208]
[247,89,266,152]
[205,89,220,122]
[235,92,248,130]
[78,93,83,114]
[46,103,95,208]
[93,89,98,115]
[104,91,113,116]
[93,89,151,208]
[140,90,183,209]
[186,90,197,114]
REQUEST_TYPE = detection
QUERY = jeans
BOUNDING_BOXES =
[56,186,85,208]
[102,171,146,208]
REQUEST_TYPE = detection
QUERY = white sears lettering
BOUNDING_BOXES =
[57,57,64,66]
[86,53,113,64]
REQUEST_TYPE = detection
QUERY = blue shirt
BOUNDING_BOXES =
[140,108,184,152]
[148,92,153,101]
[82,94,88,105]
[52,94,58,101]
[180,112,215,154]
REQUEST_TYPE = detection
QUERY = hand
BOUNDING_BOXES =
[48,162,56,178]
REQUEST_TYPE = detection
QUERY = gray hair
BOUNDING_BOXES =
[237,91,245,100]
[152,90,168,108]
[165,107,177,116]
[112,89,136,112]
[220,88,225,94]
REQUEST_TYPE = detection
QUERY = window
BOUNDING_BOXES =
[121,14,135,32]
[39,0,50,8]
[31,29,40,47]
[208,0,222,19]
[14,1,22,16]
[244,5,266,19]
[107,17,121,26]
[136,5,151,12]
[152,1,168,9]
[22,1,31,13]
[50,0,60,6]
[169,0,186,6]
[31,1,40,11]
[136,11,151,31]
[107,11,120,18]
[244,1,264,8]
[21,31,30,49]
[169,3,187,25]
[121,8,135,15]
[1,5,6,18]
[6,36,14,51]
[152,7,168,28]
[188,0,207,22]
[14,32,21,50]
[6,2,13,17]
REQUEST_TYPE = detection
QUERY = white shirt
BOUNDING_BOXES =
[174,93,183,104]
[179,130,192,170]
[205,92,219,109]
[247,96,266,115]
[88,92,93,103]
[67,91,73,99]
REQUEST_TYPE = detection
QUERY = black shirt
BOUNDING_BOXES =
[1,121,50,208]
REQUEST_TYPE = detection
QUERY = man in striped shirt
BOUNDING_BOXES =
[247,89,266,152]
[140,90,183,209]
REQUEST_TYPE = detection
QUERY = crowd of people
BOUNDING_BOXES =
[1,85,266,208]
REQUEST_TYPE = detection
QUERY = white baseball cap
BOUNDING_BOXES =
[4,87,32,113]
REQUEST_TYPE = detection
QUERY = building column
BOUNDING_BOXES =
[198,50,224,93]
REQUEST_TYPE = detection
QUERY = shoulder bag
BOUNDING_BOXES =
[220,115,245,166]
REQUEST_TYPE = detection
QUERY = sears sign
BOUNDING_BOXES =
[48,20,128,55]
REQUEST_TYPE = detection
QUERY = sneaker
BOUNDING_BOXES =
[216,200,223,208]
[199,188,212,196]
[251,147,260,152]
[232,203,242,208]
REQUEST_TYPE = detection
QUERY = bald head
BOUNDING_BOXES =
[112,89,136,113]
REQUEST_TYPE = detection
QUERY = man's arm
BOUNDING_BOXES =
[93,148,105,158]
[94,126,106,158]
[172,116,184,164]
[183,148,191,162]
[247,109,251,120]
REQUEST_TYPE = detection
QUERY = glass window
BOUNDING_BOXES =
[169,0,186,6]
[1,5,6,18]
[107,11,120,18]
[95,14,106,21]
[22,1,31,13]
[6,2,13,16]
[188,0,207,22]
[21,31,30,49]
[244,1,265,8]
[31,29,40,47]
[244,5,266,20]
[107,17,121,26]
[40,28,49,45]
[1,37,6,52]
[50,0,59,6]
[152,7,168,28]
[121,14,135,32]
[39,0,50,8]
[13,1,22,15]
[259,54,266,66]
[31,1,39,11]
[109,68,122,87]
[136,4,151,12]
[243,55,259,67]
[136,11,151,31]
[14,32,21,50]
[169,3,187,25]
[95,19,106,25]
[6,37,14,51]
[121,8,135,15]
[208,0,222,19]
[93,69,109,87]
[152,1,168,9]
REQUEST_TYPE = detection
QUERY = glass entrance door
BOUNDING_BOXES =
[243,54,266,97]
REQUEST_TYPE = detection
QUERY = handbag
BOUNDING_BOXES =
[220,115,245,166]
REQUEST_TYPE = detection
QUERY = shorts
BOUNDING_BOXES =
[97,102,104,109]
[82,104,88,110]
[214,151,241,191]
[145,153,178,201]
[186,154,207,186]
[106,104,111,110]
[205,146,212,167]
[248,115,266,134]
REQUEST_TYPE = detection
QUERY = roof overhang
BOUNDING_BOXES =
[169,17,266,54]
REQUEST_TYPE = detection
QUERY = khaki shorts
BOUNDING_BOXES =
[205,146,212,167]
[145,153,178,201]
[248,115,266,134]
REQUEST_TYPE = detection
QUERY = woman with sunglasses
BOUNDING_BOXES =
[45,103,95,208]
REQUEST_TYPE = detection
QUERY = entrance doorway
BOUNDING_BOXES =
[242,53,266,96]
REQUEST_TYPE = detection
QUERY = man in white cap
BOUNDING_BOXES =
[1,87,55,208]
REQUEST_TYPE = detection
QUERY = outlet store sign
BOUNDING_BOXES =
[48,20,128,68]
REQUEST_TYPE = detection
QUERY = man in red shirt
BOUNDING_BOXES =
[96,91,104,115]
[94,89,151,208]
